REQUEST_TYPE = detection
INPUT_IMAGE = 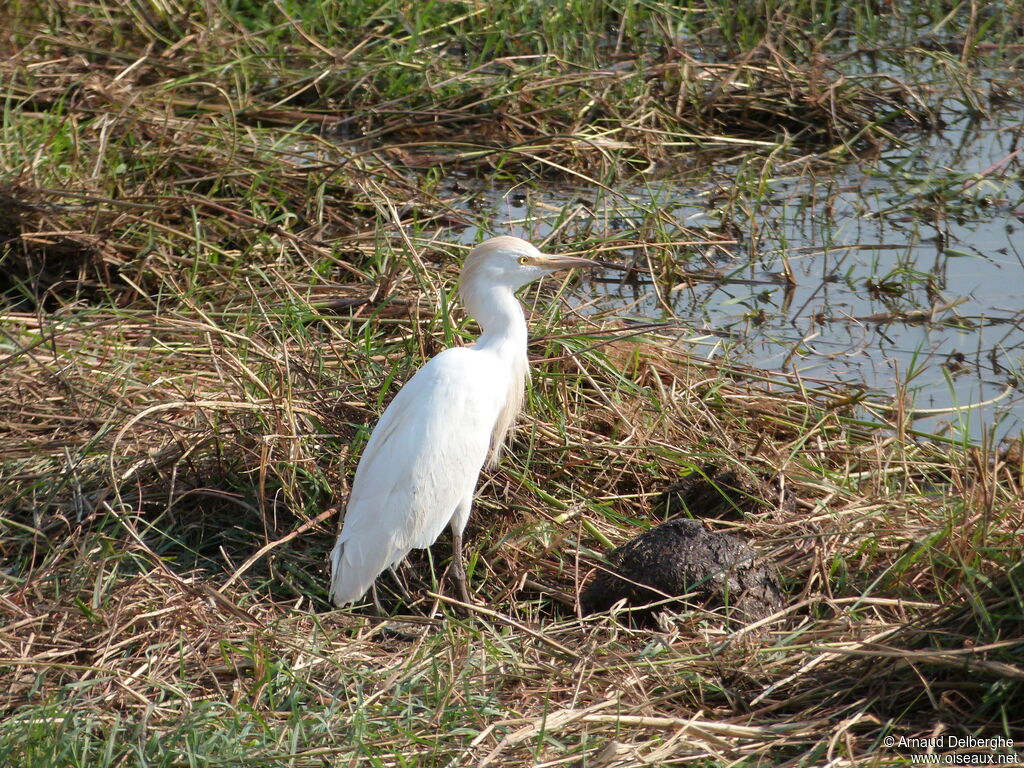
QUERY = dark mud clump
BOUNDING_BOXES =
[579,518,784,625]
[652,464,795,521]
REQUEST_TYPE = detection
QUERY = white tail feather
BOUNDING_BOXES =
[329,534,399,606]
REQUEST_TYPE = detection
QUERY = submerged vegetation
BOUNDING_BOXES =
[2,0,1022,765]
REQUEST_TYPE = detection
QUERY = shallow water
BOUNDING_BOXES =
[448,111,1024,443]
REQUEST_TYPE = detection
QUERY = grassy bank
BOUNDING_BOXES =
[2,1,1023,766]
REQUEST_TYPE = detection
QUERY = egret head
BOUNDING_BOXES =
[460,235,598,297]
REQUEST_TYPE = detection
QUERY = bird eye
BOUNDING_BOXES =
[518,256,529,265]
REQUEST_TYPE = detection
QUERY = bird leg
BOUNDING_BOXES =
[450,532,472,605]
[370,584,384,617]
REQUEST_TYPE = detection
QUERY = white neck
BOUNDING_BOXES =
[463,283,528,353]
[461,281,530,465]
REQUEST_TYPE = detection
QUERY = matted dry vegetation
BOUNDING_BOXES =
[2,1,1023,766]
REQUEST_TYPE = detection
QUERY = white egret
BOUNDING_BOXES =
[329,236,597,607]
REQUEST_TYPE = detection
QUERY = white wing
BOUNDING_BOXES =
[329,346,508,605]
